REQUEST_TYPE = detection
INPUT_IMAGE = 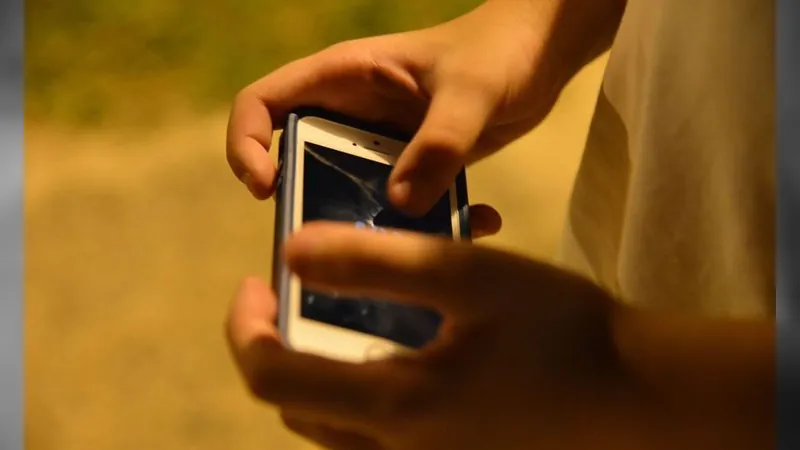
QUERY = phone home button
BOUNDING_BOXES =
[364,343,394,361]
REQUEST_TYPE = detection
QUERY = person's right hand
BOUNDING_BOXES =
[227,0,568,215]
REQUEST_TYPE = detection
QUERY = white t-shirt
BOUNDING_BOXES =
[560,0,775,318]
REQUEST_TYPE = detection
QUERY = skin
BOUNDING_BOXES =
[226,0,624,215]
[224,0,774,448]
[226,224,773,450]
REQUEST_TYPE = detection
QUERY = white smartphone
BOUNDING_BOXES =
[272,109,471,363]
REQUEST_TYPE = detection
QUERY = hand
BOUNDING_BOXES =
[226,222,650,450]
[226,0,565,215]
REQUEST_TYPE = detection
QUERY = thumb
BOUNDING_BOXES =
[388,85,493,216]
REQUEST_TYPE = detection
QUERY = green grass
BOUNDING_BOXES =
[25,0,481,127]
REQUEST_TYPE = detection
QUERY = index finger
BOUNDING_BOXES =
[227,35,432,200]
[226,52,337,199]
[226,90,278,199]
[226,42,391,199]
[226,58,317,199]
[284,222,523,319]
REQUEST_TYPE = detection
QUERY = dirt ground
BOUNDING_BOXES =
[24,58,606,449]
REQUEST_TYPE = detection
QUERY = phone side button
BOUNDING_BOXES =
[275,162,284,194]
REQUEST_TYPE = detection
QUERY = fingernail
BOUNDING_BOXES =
[389,180,412,205]
[391,179,440,217]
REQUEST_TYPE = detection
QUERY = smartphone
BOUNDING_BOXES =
[273,108,470,363]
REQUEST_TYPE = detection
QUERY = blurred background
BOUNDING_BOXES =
[25,1,606,448]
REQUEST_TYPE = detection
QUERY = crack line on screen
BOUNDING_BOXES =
[306,146,385,228]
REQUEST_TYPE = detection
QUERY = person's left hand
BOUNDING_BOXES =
[226,222,646,450]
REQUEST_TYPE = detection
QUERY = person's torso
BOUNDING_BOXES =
[561,0,775,318]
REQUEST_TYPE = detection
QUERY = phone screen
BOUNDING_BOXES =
[301,142,452,348]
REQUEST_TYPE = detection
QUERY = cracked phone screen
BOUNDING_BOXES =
[301,142,453,348]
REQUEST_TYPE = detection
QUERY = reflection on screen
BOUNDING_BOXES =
[301,142,452,348]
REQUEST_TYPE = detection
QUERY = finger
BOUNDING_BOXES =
[227,39,426,199]
[226,277,427,429]
[284,222,521,318]
[225,277,282,376]
[468,203,502,240]
[227,51,345,198]
[388,84,494,216]
[282,414,383,450]
[227,88,279,199]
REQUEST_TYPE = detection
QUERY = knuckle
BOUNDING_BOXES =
[279,411,304,433]
[245,361,282,403]
[438,62,497,93]
[279,414,319,443]
[227,89,253,148]
[244,372,269,400]
[239,276,265,292]
[232,86,255,110]
[420,128,469,157]
[372,371,437,423]
[325,39,362,57]
[232,87,248,104]
[324,39,386,84]
[240,340,285,403]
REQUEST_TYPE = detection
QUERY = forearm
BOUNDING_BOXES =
[612,305,774,449]
[485,0,627,85]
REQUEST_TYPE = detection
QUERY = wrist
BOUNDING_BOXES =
[577,300,659,449]
[607,303,775,450]
[484,0,626,85]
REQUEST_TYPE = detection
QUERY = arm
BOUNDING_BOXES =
[488,0,772,443]
[613,306,774,449]
[485,0,627,86]
[228,223,774,449]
